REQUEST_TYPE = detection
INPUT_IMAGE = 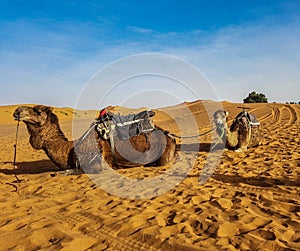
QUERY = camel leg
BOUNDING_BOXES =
[156,137,176,166]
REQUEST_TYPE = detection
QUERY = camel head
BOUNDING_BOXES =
[13,105,55,126]
[213,110,229,135]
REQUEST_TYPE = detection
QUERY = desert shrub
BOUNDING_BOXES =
[243,91,268,103]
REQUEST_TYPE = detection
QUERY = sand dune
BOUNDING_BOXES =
[0,101,299,250]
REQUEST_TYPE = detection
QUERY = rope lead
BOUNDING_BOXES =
[169,128,212,139]
[13,119,22,183]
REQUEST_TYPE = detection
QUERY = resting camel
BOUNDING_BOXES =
[13,105,176,171]
[213,109,262,152]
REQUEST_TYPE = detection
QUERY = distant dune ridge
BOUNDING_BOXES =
[0,101,299,250]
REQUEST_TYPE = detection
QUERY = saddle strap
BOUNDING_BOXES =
[109,123,116,165]
[115,118,143,127]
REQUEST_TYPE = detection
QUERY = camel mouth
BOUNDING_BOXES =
[13,115,27,121]
[215,121,225,129]
[13,109,29,121]
[215,122,225,135]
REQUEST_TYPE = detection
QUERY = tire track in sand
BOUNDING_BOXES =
[276,105,297,129]
[270,106,280,126]
[248,105,273,124]
[283,104,297,128]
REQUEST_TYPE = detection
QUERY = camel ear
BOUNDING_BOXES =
[46,106,53,114]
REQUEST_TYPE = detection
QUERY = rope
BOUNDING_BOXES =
[109,123,116,166]
[169,127,225,152]
[210,128,225,150]
[5,119,22,192]
[169,127,225,151]
[13,119,22,183]
[169,128,212,139]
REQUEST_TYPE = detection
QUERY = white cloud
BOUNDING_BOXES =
[127,25,154,34]
[164,21,300,102]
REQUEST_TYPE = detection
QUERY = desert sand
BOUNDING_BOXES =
[0,101,299,251]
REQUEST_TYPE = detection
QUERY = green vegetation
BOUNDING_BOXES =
[243,91,268,103]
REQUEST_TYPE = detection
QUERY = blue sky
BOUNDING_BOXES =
[1,0,300,108]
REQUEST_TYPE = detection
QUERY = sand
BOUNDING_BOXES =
[0,101,299,251]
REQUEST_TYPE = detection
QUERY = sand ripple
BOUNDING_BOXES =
[0,102,299,250]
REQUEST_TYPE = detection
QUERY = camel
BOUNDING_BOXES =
[13,105,176,172]
[213,109,262,152]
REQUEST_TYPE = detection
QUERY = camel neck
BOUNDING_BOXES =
[26,121,74,169]
[224,123,239,148]
[41,124,73,169]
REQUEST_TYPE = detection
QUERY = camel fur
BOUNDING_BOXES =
[13,105,176,171]
[213,110,262,152]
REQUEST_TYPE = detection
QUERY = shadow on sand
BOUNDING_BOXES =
[177,143,224,152]
[1,160,58,175]
[2,161,299,189]
[212,173,300,188]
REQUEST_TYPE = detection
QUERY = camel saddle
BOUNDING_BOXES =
[96,109,156,140]
[235,111,260,127]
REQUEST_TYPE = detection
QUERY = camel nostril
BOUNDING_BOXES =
[13,108,22,119]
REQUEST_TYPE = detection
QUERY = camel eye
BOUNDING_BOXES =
[33,109,42,115]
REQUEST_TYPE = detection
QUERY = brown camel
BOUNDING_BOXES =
[13,105,176,171]
[213,110,262,152]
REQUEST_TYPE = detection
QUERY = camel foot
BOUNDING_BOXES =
[234,148,243,152]
[234,148,247,153]
[54,169,83,176]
